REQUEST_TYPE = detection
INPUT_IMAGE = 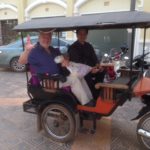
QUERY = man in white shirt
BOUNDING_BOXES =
[54,55,94,105]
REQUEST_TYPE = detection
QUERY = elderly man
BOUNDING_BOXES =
[19,31,93,105]
[68,28,105,99]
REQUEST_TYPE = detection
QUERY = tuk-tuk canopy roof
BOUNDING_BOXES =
[14,11,150,32]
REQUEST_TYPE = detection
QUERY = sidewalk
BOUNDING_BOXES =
[0,98,111,150]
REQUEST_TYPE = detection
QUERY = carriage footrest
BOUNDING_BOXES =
[23,100,38,114]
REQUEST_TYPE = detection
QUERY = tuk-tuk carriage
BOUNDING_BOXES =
[14,11,150,149]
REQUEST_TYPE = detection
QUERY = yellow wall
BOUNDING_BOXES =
[79,0,131,14]
[27,0,36,6]
[143,0,150,12]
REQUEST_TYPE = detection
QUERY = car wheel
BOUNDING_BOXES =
[10,57,26,72]
[41,104,76,143]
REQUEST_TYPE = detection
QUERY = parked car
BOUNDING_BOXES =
[0,36,73,72]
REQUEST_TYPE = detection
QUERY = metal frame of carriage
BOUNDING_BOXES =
[14,11,150,147]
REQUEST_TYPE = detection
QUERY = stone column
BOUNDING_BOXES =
[66,0,75,40]
[17,0,27,24]
[0,21,3,45]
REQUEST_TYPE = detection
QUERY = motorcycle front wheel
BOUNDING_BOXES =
[137,113,150,150]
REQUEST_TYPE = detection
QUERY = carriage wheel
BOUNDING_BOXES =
[41,104,76,143]
[137,113,150,150]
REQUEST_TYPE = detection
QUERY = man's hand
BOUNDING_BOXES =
[25,43,34,52]
[61,59,69,67]
[18,35,34,64]
[91,65,104,74]
[98,65,104,72]
[91,67,99,74]
[25,35,35,52]
[61,62,67,67]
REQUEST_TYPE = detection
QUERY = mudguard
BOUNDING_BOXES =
[132,106,150,120]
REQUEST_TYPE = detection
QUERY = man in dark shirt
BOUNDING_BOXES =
[68,28,105,98]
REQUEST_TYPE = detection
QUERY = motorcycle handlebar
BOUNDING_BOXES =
[143,52,150,57]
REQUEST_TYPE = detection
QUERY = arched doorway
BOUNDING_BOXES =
[25,0,67,19]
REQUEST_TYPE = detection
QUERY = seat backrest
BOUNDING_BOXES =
[27,65,59,90]
[101,87,114,101]
[96,82,129,102]
[41,78,59,90]
[27,65,40,86]
[119,69,140,78]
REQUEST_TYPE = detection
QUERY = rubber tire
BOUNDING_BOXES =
[41,104,76,143]
[145,70,150,78]
[10,57,26,72]
[137,113,150,150]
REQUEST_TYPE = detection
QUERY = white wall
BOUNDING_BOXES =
[29,3,65,18]
[0,8,17,20]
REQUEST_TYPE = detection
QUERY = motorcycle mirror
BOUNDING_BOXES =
[104,53,109,57]
[124,56,129,60]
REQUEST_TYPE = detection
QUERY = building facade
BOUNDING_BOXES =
[0,0,149,55]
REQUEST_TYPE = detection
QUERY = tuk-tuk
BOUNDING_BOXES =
[14,11,150,149]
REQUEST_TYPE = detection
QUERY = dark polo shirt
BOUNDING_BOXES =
[28,42,60,74]
[68,41,98,67]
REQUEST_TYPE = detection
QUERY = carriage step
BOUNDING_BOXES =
[23,100,38,114]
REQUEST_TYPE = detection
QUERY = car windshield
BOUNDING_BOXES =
[6,40,22,47]
[5,36,72,48]
[5,36,38,48]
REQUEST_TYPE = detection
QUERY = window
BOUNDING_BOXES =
[52,38,58,46]
[31,38,38,44]
[59,40,67,46]
[52,38,67,46]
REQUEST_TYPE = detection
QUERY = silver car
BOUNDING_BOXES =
[0,36,73,72]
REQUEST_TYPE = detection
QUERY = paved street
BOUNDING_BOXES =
[0,68,143,150]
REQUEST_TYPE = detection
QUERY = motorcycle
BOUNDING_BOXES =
[132,55,150,150]
[102,44,129,82]
[125,52,150,70]
[136,93,150,150]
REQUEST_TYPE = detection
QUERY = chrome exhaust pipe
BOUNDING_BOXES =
[138,129,150,138]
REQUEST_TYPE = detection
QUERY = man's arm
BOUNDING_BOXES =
[18,50,30,64]
[18,39,35,65]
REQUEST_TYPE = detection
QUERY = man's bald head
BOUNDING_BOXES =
[39,31,52,50]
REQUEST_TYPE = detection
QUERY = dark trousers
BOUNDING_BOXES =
[84,70,105,99]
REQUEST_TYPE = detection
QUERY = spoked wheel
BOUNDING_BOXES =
[137,113,150,150]
[10,57,25,72]
[41,104,76,143]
